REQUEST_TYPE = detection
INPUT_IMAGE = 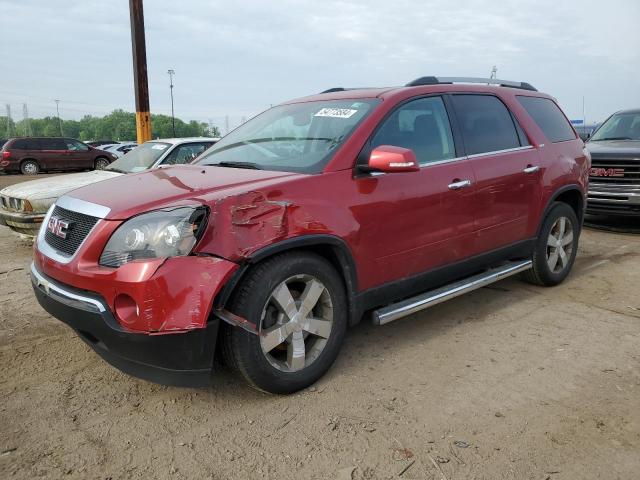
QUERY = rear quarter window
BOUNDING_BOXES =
[517,96,576,143]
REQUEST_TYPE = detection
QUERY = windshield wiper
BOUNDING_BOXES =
[593,136,632,141]
[212,161,262,170]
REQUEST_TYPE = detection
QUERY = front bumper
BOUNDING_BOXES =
[587,182,640,216]
[31,263,220,387]
[0,209,44,236]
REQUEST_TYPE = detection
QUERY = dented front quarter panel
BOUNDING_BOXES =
[195,171,361,263]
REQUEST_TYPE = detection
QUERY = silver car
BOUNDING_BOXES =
[0,137,219,237]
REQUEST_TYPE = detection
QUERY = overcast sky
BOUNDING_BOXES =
[1,0,638,130]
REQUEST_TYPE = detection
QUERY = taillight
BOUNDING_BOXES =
[1,151,10,160]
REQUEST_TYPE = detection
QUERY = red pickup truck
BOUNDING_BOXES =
[31,77,590,393]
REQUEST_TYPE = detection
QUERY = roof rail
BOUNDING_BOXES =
[406,76,537,92]
[321,87,347,93]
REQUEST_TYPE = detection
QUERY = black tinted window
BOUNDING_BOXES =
[517,96,575,143]
[40,138,67,150]
[370,96,456,164]
[451,95,520,155]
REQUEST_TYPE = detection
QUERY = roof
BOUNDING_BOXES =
[614,108,640,115]
[148,137,220,145]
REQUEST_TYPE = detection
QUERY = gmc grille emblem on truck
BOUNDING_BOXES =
[590,167,625,177]
[47,216,73,239]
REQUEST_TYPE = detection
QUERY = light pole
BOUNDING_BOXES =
[167,69,176,137]
[54,99,62,135]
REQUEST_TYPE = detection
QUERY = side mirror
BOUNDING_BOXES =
[366,145,420,173]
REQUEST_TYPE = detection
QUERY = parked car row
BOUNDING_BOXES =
[98,142,138,158]
[26,77,592,394]
[0,137,218,236]
[0,137,117,174]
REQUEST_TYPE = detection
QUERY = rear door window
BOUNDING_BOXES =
[162,143,211,165]
[370,96,456,164]
[451,94,521,155]
[40,138,67,150]
[517,96,576,143]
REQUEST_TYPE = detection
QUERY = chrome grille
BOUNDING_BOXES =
[1,195,26,212]
[589,158,640,185]
[44,205,99,256]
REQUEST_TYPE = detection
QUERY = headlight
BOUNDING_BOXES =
[99,206,208,268]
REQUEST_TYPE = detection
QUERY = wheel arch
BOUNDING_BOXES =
[538,184,585,237]
[214,235,361,325]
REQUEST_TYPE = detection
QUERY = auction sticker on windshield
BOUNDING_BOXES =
[314,108,358,119]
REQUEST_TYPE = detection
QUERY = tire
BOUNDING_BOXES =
[222,252,347,394]
[20,160,40,175]
[522,202,579,286]
[94,157,109,170]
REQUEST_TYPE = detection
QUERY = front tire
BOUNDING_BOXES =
[523,202,579,286]
[222,252,347,394]
[94,157,109,170]
[20,160,40,175]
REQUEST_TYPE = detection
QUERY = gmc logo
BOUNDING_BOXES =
[590,167,625,177]
[47,216,73,239]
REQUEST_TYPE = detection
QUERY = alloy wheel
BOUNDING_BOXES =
[259,274,333,372]
[546,216,574,274]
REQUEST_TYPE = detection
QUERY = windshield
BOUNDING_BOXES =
[106,142,171,173]
[196,99,379,173]
[590,112,640,141]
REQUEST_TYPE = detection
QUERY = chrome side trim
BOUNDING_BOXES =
[31,262,106,313]
[372,260,532,325]
[419,156,466,168]
[466,145,534,159]
[57,196,111,219]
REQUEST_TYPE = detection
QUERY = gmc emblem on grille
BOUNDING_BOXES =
[590,167,625,177]
[47,216,73,239]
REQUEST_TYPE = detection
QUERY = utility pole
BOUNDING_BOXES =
[129,0,152,143]
[22,103,31,136]
[54,99,62,135]
[5,104,12,138]
[167,69,176,137]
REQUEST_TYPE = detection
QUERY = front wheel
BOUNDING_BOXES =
[94,158,109,170]
[222,252,347,394]
[523,202,579,286]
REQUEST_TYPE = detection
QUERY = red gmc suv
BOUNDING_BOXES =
[30,77,590,394]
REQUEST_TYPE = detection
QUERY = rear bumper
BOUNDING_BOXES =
[587,183,640,216]
[0,209,44,236]
[31,263,220,387]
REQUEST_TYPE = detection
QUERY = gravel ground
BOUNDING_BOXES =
[0,173,639,479]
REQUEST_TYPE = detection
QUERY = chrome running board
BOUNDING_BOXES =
[372,260,532,325]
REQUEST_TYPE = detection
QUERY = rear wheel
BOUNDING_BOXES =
[94,157,109,170]
[523,202,579,286]
[222,252,347,394]
[20,160,39,175]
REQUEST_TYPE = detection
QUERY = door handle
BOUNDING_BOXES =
[448,179,472,190]
[523,165,540,174]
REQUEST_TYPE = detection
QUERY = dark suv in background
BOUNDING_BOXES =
[586,109,640,216]
[0,137,116,175]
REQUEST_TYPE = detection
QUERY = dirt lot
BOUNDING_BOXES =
[0,173,639,479]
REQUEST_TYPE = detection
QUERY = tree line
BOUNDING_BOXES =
[0,110,221,141]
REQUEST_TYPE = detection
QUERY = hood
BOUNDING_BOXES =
[64,164,305,220]
[586,140,640,158]
[1,170,122,212]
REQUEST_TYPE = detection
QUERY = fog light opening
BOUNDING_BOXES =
[114,294,140,325]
